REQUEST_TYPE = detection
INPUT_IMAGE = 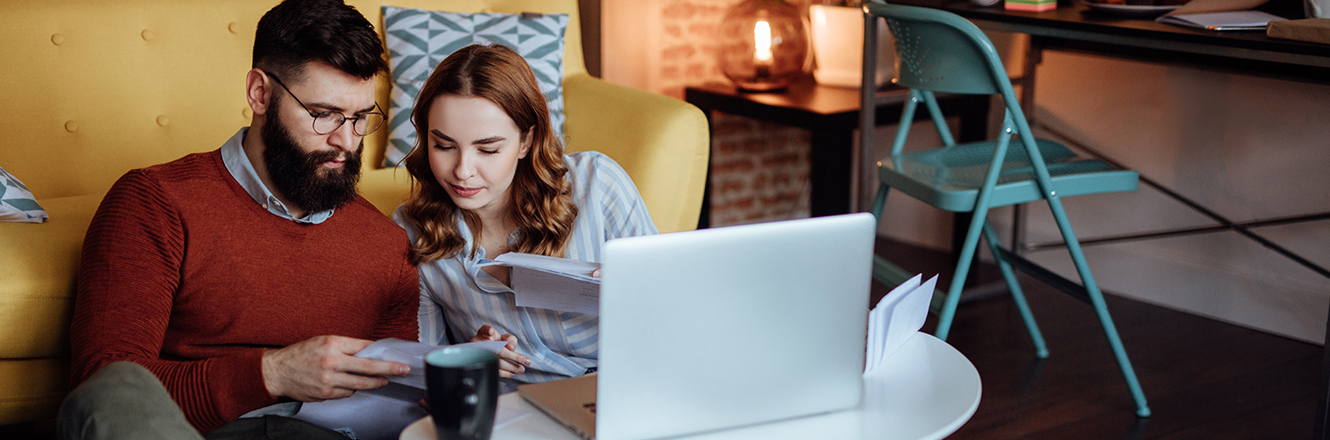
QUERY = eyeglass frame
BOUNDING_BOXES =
[261,70,386,137]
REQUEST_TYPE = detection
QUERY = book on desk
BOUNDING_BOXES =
[1157,0,1290,30]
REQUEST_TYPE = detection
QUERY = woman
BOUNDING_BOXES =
[393,44,657,385]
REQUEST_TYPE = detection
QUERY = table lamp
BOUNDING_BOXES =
[717,0,809,92]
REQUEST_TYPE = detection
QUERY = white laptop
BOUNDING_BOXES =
[520,213,876,440]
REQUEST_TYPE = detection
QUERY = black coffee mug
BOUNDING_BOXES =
[425,347,500,440]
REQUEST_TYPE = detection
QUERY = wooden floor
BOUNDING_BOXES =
[873,237,1322,439]
[3,238,1321,439]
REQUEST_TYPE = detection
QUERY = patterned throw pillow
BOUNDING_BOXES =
[0,167,48,223]
[381,6,569,167]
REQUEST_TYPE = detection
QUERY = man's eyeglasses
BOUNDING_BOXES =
[263,71,386,136]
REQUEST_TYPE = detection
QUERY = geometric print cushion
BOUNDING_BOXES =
[0,166,48,223]
[382,6,568,167]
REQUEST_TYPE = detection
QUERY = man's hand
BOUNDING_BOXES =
[471,325,531,378]
[261,335,410,402]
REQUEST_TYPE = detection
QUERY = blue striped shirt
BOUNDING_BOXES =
[393,151,657,383]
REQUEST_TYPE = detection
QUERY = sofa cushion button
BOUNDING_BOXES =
[65,121,79,133]
[142,30,155,41]
[51,34,64,46]
[242,108,252,119]
[157,115,170,127]
[228,22,241,34]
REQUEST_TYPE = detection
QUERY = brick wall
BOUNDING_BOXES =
[652,0,819,227]
[708,113,811,226]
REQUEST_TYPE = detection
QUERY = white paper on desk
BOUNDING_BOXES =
[1158,10,1287,29]
[479,253,601,315]
[866,275,918,373]
[864,274,938,374]
[1165,0,1269,16]
[292,339,521,440]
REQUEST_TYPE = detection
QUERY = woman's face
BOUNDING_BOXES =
[425,95,532,221]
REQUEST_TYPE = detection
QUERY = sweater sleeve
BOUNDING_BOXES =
[71,170,275,432]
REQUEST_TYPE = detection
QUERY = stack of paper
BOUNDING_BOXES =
[478,253,601,315]
[864,274,939,375]
[1157,0,1288,30]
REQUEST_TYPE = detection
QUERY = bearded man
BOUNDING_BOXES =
[59,1,422,438]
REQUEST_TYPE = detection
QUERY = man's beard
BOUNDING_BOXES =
[261,104,363,215]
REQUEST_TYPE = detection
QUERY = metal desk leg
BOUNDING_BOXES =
[1011,35,1043,255]
[697,109,714,229]
[1318,302,1330,440]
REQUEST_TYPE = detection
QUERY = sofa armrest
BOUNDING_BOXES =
[562,74,710,233]
[0,194,102,360]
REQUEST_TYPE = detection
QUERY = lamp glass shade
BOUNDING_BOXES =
[718,0,808,92]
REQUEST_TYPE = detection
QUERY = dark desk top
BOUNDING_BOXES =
[685,77,907,117]
[891,0,1330,76]
[683,77,920,131]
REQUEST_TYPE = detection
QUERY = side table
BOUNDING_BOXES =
[401,332,983,440]
[684,78,990,228]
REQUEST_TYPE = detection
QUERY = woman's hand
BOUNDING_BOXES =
[471,324,532,378]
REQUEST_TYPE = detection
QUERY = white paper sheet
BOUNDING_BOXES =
[487,253,600,278]
[292,339,524,440]
[510,266,602,315]
[1157,10,1287,30]
[478,253,602,315]
[864,274,938,374]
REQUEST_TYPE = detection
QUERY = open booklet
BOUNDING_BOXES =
[292,339,527,440]
[477,253,601,315]
[1157,0,1287,30]
[864,274,939,375]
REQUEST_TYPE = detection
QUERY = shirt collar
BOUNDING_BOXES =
[220,127,334,224]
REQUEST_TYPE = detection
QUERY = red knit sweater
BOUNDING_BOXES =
[71,150,419,432]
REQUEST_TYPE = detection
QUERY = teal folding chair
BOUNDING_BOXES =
[859,2,1150,417]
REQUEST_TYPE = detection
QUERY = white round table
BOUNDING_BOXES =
[403,333,981,440]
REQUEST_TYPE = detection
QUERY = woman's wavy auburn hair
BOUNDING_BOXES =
[402,44,576,264]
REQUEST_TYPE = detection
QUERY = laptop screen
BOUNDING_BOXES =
[594,213,875,440]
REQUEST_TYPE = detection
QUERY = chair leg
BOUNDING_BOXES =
[980,221,1049,358]
[933,207,990,341]
[1046,197,1151,417]
[870,183,889,221]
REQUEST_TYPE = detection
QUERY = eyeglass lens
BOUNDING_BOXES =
[312,112,385,136]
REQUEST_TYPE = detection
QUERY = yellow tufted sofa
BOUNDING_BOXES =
[0,0,708,425]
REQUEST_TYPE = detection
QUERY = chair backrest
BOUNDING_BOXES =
[868,3,1010,98]
[861,1,1067,213]
[862,2,1041,152]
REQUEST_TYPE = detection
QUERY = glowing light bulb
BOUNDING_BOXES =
[754,20,772,63]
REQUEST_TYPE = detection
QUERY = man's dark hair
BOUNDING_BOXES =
[253,0,388,81]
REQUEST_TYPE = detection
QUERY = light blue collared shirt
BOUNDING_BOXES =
[395,151,658,385]
[220,127,334,224]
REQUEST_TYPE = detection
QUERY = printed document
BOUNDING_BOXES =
[293,339,526,440]
[1158,0,1287,30]
[1158,10,1286,30]
[864,274,939,374]
[478,253,601,315]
